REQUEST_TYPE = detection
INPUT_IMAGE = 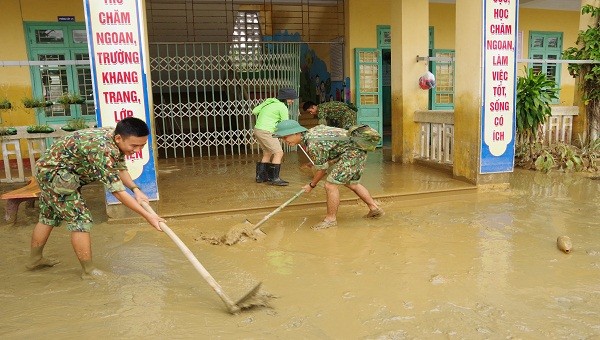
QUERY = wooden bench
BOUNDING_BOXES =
[0,177,40,222]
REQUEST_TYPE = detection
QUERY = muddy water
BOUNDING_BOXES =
[1,168,600,339]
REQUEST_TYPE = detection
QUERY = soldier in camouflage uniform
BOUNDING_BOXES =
[302,101,357,129]
[26,117,164,279]
[273,120,383,230]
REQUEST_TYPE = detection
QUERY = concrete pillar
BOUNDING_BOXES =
[453,0,512,185]
[453,0,483,183]
[389,0,429,163]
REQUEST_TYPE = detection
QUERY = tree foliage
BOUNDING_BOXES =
[562,4,600,139]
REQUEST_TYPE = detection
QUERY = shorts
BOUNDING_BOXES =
[326,148,367,185]
[36,171,94,232]
[253,128,283,154]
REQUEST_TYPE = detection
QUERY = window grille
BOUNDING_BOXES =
[230,11,262,71]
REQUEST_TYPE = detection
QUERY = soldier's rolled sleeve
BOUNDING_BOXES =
[99,155,128,192]
[105,178,127,192]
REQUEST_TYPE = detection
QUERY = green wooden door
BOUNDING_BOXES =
[25,23,95,126]
[354,48,383,147]
[429,49,455,110]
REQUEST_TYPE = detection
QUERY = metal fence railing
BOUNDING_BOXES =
[149,41,301,158]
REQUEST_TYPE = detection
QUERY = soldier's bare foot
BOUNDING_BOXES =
[81,268,117,281]
[26,257,60,270]
[81,268,106,280]
[312,220,337,230]
[365,207,384,219]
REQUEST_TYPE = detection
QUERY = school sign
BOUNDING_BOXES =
[480,0,519,174]
[83,0,159,203]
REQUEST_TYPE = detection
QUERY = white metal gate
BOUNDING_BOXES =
[149,42,300,158]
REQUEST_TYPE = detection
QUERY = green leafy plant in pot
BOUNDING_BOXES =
[56,92,86,105]
[0,98,12,110]
[61,118,89,131]
[515,67,559,169]
[22,97,53,108]
[516,67,559,145]
[26,124,55,133]
[0,127,17,136]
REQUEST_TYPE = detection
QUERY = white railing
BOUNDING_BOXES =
[0,126,70,183]
[414,106,579,167]
[415,110,454,165]
[540,106,578,145]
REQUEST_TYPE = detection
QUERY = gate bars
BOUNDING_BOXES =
[149,41,300,158]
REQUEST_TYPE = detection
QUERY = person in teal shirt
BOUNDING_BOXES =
[252,88,298,186]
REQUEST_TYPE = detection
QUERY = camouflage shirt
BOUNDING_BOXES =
[316,101,357,129]
[36,128,128,192]
[302,125,356,170]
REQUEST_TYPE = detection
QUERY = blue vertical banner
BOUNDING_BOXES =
[83,0,159,203]
[480,0,519,174]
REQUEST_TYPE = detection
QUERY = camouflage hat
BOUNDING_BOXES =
[273,120,307,137]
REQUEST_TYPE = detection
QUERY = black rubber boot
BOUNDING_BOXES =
[267,164,289,186]
[255,162,268,183]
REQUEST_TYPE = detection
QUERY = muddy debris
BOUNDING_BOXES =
[237,290,277,310]
[195,223,265,246]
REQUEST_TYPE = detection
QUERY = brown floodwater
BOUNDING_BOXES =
[1,156,600,339]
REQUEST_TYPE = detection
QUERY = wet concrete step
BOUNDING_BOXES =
[152,150,477,219]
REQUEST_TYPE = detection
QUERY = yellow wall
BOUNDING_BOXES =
[345,3,580,108]
[345,0,391,102]
[427,5,581,106]
[0,1,34,127]
[517,9,581,105]
[429,4,456,50]
[0,0,85,127]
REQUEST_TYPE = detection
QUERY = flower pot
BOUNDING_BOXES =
[0,127,17,136]
[26,126,55,133]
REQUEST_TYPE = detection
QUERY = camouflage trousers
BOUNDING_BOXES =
[36,171,93,232]
[326,148,367,185]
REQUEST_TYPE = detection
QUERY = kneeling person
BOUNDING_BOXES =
[273,120,383,229]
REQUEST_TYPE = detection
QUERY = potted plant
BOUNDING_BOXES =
[0,98,12,110]
[61,118,89,131]
[514,67,559,170]
[0,127,17,136]
[562,4,600,140]
[56,92,86,105]
[516,67,559,146]
[22,97,53,108]
[26,124,55,133]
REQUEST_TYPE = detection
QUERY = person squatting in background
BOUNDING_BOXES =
[273,119,384,230]
[302,100,357,129]
[26,117,165,279]
[252,88,298,186]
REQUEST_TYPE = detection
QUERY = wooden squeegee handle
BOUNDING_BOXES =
[298,145,315,165]
[140,201,241,314]
[253,189,305,231]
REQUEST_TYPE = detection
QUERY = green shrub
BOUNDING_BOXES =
[516,67,559,146]
[0,99,12,109]
[22,98,53,108]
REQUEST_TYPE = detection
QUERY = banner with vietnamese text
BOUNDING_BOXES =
[84,0,158,203]
[480,0,519,174]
